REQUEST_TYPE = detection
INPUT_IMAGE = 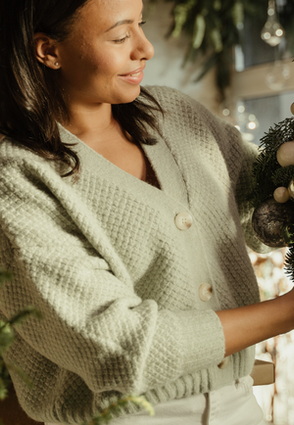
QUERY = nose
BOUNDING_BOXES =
[131,30,154,61]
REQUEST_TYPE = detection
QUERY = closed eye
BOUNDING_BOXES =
[112,20,146,44]
[113,34,131,44]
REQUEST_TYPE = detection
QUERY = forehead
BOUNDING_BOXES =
[75,0,143,32]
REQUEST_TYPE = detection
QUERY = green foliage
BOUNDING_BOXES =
[149,0,294,100]
[250,117,294,208]
[82,395,154,425]
[284,244,294,282]
[251,117,294,283]
[272,165,294,188]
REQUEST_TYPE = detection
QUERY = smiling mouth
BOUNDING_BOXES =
[120,65,145,77]
[127,71,141,77]
[118,66,145,85]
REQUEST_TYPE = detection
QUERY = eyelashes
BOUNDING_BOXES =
[113,20,147,44]
[113,35,131,44]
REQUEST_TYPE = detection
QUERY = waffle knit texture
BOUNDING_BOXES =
[0,86,269,424]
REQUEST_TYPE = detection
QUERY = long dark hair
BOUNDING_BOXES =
[0,0,163,177]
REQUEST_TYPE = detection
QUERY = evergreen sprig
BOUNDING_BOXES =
[251,117,294,208]
[284,245,294,282]
[260,118,294,152]
[82,395,154,425]
[251,116,294,283]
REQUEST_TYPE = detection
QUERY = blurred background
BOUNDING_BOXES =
[141,1,294,423]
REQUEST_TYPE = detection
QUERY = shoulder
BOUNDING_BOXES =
[143,85,242,151]
[144,86,238,134]
[0,136,39,164]
[143,85,205,115]
[0,137,68,199]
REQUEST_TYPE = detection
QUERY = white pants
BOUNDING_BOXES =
[46,376,267,425]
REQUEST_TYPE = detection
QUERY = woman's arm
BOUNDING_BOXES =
[0,146,226,415]
[217,273,294,358]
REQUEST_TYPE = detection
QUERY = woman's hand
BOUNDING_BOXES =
[274,141,294,203]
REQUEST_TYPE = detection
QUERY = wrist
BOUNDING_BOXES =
[274,290,294,335]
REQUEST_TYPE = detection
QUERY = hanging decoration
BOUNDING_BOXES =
[251,103,294,281]
[148,0,294,101]
[261,0,284,47]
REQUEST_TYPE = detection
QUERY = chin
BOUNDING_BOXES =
[114,85,141,104]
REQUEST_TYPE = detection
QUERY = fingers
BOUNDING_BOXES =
[274,141,294,203]
[277,140,294,167]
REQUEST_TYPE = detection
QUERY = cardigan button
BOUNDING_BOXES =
[199,283,213,302]
[175,212,193,230]
[218,356,230,369]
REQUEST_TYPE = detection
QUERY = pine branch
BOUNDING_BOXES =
[251,116,294,286]
[260,118,294,152]
[272,165,294,188]
[285,245,294,282]
[250,117,294,208]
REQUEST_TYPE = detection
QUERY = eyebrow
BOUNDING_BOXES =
[105,19,134,33]
[105,6,144,33]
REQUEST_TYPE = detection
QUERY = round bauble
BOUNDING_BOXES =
[289,179,294,199]
[291,102,294,116]
[252,197,294,247]
[273,186,290,203]
[276,140,294,167]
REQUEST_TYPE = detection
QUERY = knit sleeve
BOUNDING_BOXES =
[0,152,225,422]
[219,122,272,254]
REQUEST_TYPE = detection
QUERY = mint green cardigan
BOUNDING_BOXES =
[0,87,268,424]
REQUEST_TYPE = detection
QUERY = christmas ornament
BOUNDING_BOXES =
[273,186,290,203]
[261,0,284,47]
[252,198,294,247]
[289,179,294,199]
[251,104,294,281]
[149,0,294,102]
[276,140,294,166]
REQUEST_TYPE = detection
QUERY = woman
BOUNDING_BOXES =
[0,0,293,424]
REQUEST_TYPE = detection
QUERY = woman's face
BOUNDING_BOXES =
[56,0,154,107]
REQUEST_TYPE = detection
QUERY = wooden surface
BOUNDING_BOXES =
[251,359,275,386]
[0,383,44,425]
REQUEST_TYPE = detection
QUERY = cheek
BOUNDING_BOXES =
[93,47,128,77]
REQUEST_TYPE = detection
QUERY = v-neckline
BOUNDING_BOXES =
[58,123,189,208]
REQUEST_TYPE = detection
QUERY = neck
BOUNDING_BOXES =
[62,102,115,143]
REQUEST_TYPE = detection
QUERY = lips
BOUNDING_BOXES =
[120,64,145,77]
[118,65,146,85]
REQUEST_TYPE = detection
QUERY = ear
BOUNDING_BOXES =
[34,32,61,69]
